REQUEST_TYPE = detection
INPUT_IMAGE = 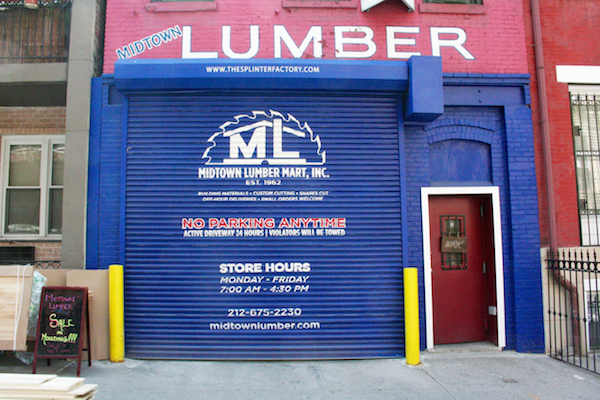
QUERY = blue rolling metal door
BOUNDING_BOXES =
[124,90,405,359]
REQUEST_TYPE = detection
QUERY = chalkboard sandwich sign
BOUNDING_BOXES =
[33,287,91,377]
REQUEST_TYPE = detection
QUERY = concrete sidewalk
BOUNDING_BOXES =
[2,349,600,399]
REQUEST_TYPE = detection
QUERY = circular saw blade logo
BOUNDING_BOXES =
[203,111,326,165]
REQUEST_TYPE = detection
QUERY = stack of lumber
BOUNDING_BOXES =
[0,266,33,351]
[0,374,97,399]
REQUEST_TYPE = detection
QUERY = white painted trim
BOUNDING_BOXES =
[400,0,415,11]
[360,0,414,12]
[556,65,600,84]
[360,0,385,11]
[569,85,600,94]
[421,186,506,350]
[0,135,65,240]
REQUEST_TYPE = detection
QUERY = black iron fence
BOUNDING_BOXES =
[546,249,600,374]
[0,0,71,63]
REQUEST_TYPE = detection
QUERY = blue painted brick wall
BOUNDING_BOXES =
[404,76,543,352]
[504,104,544,352]
[87,78,123,269]
[88,74,544,352]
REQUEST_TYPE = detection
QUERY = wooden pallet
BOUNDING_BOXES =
[0,374,97,400]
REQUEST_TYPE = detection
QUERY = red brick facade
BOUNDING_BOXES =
[0,107,66,135]
[103,0,529,75]
[525,0,600,247]
[0,241,62,261]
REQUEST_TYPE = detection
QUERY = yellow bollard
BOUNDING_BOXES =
[109,264,125,362]
[404,267,420,365]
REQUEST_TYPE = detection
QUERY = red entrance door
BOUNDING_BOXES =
[430,195,497,345]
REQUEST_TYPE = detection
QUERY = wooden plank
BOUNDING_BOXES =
[0,392,96,400]
[66,384,98,396]
[0,375,96,400]
[0,393,95,399]
[0,374,55,386]
[0,397,95,400]
[67,270,109,360]
[37,378,85,392]
[0,377,84,392]
[0,267,33,277]
[0,266,33,351]
[0,384,97,399]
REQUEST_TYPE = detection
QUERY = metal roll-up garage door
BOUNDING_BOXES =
[124,90,404,359]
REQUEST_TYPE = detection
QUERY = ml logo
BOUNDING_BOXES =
[203,110,326,166]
